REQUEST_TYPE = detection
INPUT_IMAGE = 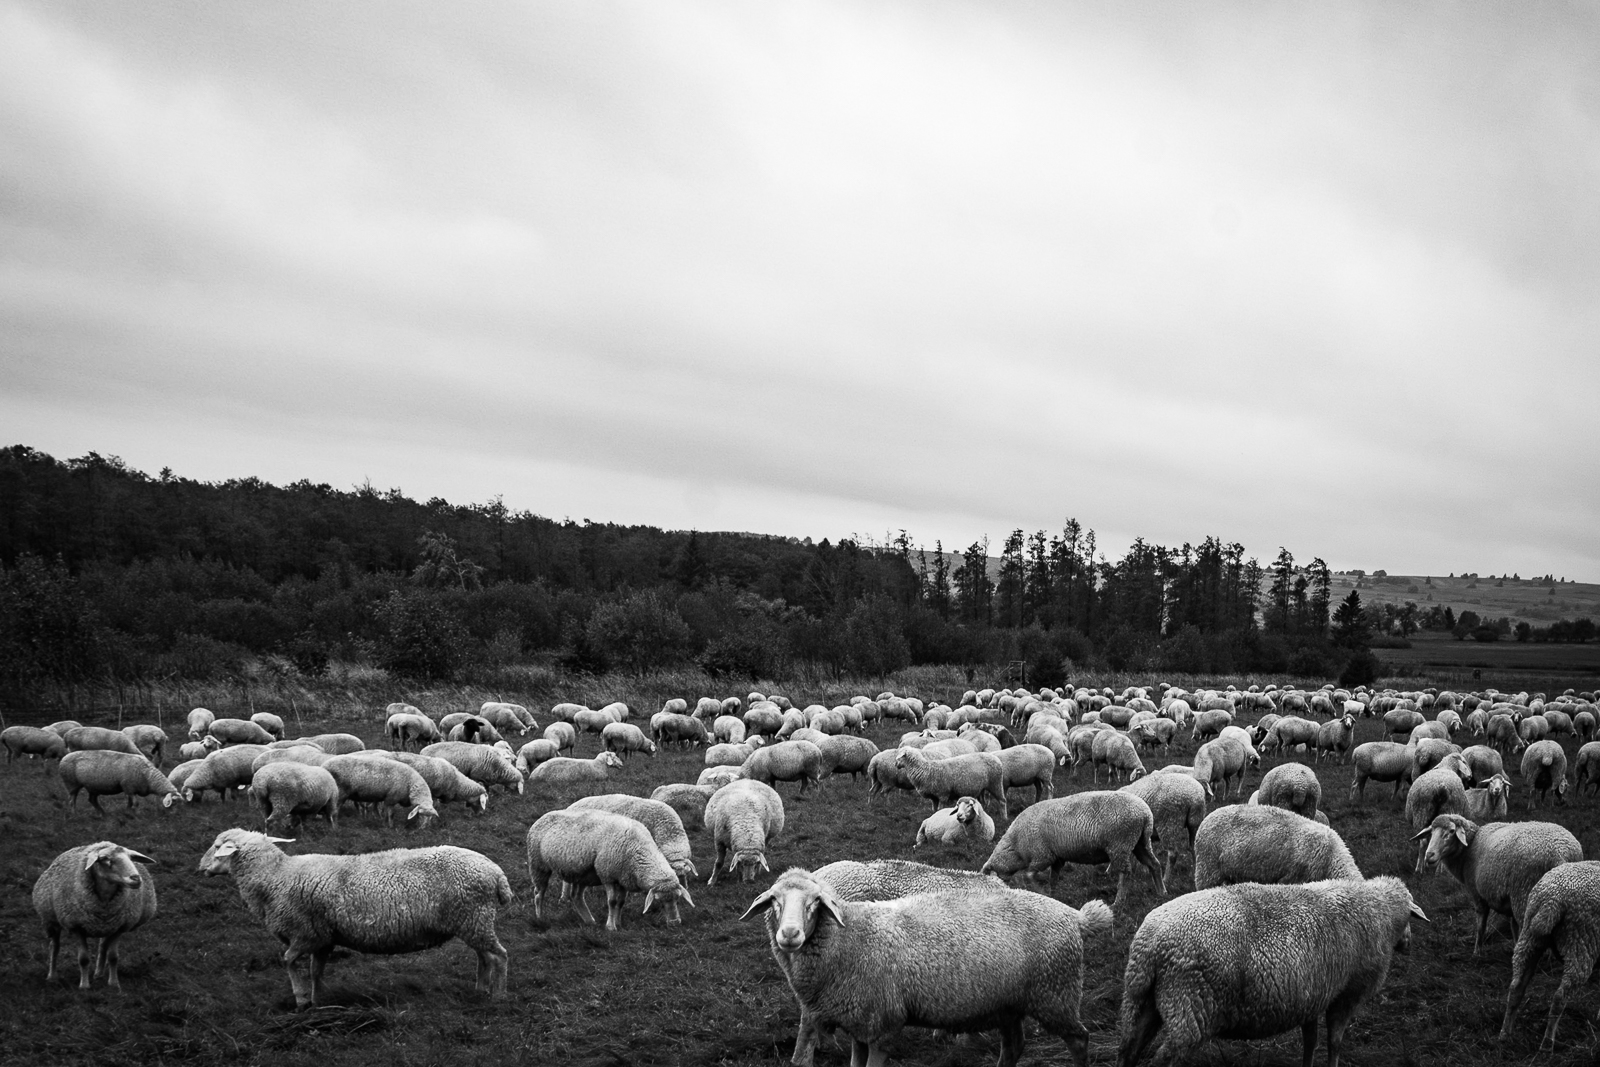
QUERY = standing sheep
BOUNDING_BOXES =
[601,721,657,761]
[527,809,694,928]
[1314,714,1358,763]
[249,761,341,831]
[383,751,489,814]
[1119,876,1427,1067]
[121,724,168,766]
[894,747,1008,819]
[186,707,215,739]
[1500,861,1600,1052]
[515,738,561,775]
[1256,762,1322,819]
[1414,813,1582,953]
[250,713,286,740]
[59,751,184,814]
[63,726,146,760]
[33,841,158,990]
[816,735,879,781]
[569,793,698,884]
[743,740,827,796]
[323,754,438,827]
[199,830,512,1008]
[386,712,442,751]
[1089,730,1147,784]
[1520,739,1570,809]
[544,721,576,753]
[1193,804,1361,889]
[208,718,277,747]
[421,741,527,794]
[651,782,716,831]
[3,725,68,765]
[1120,772,1207,884]
[705,778,785,883]
[981,791,1163,903]
[744,866,1110,1067]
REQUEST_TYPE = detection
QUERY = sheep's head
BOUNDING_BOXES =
[642,879,695,921]
[198,830,292,875]
[741,869,844,951]
[599,752,625,770]
[954,797,978,825]
[1412,813,1476,872]
[729,848,771,883]
[84,842,155,892]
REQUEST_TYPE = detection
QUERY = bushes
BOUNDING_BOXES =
[373,590,472,680]
[583,590,692,672]
[1339,650,1383,688]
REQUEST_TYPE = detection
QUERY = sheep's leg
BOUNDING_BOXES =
[1118,996,1161,1067]
[43,928,60,982]
[1135,836,1166,896]
[99,933,123,989]
[1299,1019,1318,1067]
[1473,906,1491,954]
[88,792,105,816]
[604,885,625,931]
[1539,946,1595,1052]
[791,1008,820,1067]
[283,943,317,1009]
[996,1017,1026,1067]
[573,887,600,925]
[1500,931,1550,1042]
[310,949,330,1002]
[75,933,93,989]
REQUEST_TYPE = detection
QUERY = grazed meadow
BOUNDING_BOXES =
[3,670,1600,1067]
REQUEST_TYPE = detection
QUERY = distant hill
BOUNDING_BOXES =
[1335,572,1600,625]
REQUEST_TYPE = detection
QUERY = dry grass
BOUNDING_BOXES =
[3,682,1600,1066]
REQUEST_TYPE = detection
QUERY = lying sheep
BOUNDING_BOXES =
[744,866,1111,1067]
[249,762,341,831]
[59,751,184,814]
[2,725,67,765]
[1500,861,1600,1052]
[1120,772,1207,884]
[526,809,693,928]
[63,726,145,760]
[199,830,511,1008]
[981,791,1163,903]
[1415,813,1582,954]
[32,841,158,989]
[601,721,657,761]
[421,741,527,794]
[1119,876,1427,1066]
[1521,739,1569,809]
[1256,762,1321,819]
[650,782,716,831]
[569,793,698,884]
[323,754,438,827]
[208,718,277,746]
[525,751,624,790]
[1193,804,1361,888]
[894,747,1008,819]
[705,778,785,883]
[743,740,826,796]
[914,795,996,849]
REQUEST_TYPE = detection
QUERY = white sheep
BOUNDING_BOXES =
[382,751,488,813]
[525,751,625,790]
[386,712,441,750]
[650,782,716,830]
[478,703,532,736]
[420,741,527,794]
[2,725,67,764]
[1089,730,1146,784]
[1192,736,1251,799]
[744,866,1111,1067]
[526,808,694,928]
[323,753,438,826]
[991,742,1056,802]
[441,713,503,745]
[1120,771,1207,884]
[914,795,996,849]
[544,721,576,753]
[59,751,184,814]
[568,793,698,884]
[1313,714,1358,763]
[981,791,1164,903]
[199,829,512,1008]
[32,841,158,989]
[601,721,657,760]
[121,724,168,765]
[893,747,1008,819]
[742,739,827,795]
[1255,761,1322,819]
[249,761,341,831]
[300,733,363,754]
[815,734,878,780]
[249,712,285,740]
[1193,804,1361,888]
[186,707,215,739]
[706,739,764,767]
[178,736,222,762]
[1414,812,1582,953]
[1520,739,1570,809]
[1119,876,1427,1066]
[62,726,145,760]
[1500,860,1600,1052]
[712,715,747,743]
[705,778,785,883]
[514,738,561,775]
[207,718,276,746]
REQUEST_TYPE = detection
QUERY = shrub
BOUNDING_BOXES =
[1339,650,1382,688]
[584,590,692,672]
[373,590,472,680]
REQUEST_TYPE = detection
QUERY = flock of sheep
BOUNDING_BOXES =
[6,680,1600,1064]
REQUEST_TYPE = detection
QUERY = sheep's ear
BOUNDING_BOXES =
[642,886,658,913]
[1409,902,1430,923]
[126,850,157,866]
[211,841,239,860]
[266,836,295,846]
[758,854,771,872]
[679,884,695,908]
[84,848,108,870]
[1453,827,1470,849]
[738,887,779,921]
[815,887,847,928]
[1409,827,1432,841]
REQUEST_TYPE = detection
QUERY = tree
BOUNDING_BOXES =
[1266,548,1296,635]
[411,530,483,590]
[995,529,1026,628]
[1331,590,1369,649]
[843,594,911,677]
[1307,558,1332,634]
[674,530,709,589]
[1514,621,1532,642]
[585,590,692,671]
[926,540,952,619]
[374,590,471,679]
[953,537,993,625]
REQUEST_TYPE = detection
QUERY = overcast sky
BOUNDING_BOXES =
[3,1,1597,579]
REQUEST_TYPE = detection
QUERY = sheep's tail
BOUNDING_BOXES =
[496,868,515,908]
[1077,899,1113,941]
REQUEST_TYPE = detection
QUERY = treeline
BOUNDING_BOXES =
[0,445,1378,701]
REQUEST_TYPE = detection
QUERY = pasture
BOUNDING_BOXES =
[4,690,1600,1067]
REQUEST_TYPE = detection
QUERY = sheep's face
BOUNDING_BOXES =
[732,849,770,882]
[954,798,977,825]
[86,845,153,890]
[642,880,694,921]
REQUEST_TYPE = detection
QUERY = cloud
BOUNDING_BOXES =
[2,0,1597,578]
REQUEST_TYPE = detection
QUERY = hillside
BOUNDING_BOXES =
[1336,572,1600,626]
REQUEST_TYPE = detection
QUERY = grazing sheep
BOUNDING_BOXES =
[1118,876,1426,1067]
[543,721,576,753]
[1192,737,1251,799]
[198,830,511,1008]
[1256,762,1322,819]
[59,750,184,814]
[815,735,879,780]
[46,720,83,737]
[866,748,918,799]
[478,704,532,736]
[1190,708,1233,742]
[1384,708,1426,737]
[574,707,619,736]
[386,712,441,750]
[62,726,145,760]
[32,842,158,989]
[421,741,527,794]
[1574,741,1600,796]
[713,715,747,744]
[895,747,1008,819]
[1520,739,1570,809]
[208,718,277,747]
[1193,804,1361,888]
[1128,717,1178,754]
[323,754,438,826]
[1260,715,1319,757]
[548,702,586,723]
[251,745,333,774]
[992,742,1057,802]
[526,809,693,928]
[706,740,764,768]
[178,737,222,762]
[2,725,67,764]
[445,716,504,746]
[249,762,341,831]
[655,712,709,748]
[742,740,827,796]
[120,724,168,766]
[699,765,745,790]
[1120,772,1207,884]
[382,751,488,814]
[249,712,286,740]
[651,782,716,830]
[1415,813,1582,954]
[1090,730,1147,784]
[1500,861,1600,1052]
[186,707,215,740]
[601,721,657,761]
[981,791,1164,903]
[525,751,625,790]
[744,866,1111,1067]
[914,795,996,849]
[1349,741,1415,802]
[514,738,560,775]
[568,793,698,884]
[705,778,785,883]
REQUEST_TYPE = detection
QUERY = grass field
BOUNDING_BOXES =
[1337,573,1600,627]
[4,689,1600,1067]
